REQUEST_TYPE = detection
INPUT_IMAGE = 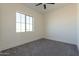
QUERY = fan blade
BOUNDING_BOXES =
[44,4,46,9]
[35,3,42,6]
[47,3,55,4]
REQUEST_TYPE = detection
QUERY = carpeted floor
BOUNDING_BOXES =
[0,38,79,56]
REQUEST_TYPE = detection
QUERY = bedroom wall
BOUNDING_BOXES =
[0,4,44,51]
[0,6,1,40]
[45,4,77,45]
[0,3,78,51]
[77,4,79,50]
[0,5,2,48]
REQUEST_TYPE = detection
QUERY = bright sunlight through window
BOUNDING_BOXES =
[16,12,33,32]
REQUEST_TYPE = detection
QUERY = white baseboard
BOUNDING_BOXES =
[45,36,77,45]
[0,37,43,52]
[0,36,77,52]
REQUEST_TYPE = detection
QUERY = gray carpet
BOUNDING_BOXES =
[0,38,79,56]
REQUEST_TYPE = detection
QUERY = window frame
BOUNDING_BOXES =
[16,12,34,33]
[25,15,34,32]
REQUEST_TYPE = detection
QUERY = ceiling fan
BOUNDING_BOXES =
[35,3,55,9]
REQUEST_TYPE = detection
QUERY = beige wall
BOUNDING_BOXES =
[0,5,2,48]
[0,3,78,51]
[0,4,44,51]
[77,4,79,50]
[45,4,77,45]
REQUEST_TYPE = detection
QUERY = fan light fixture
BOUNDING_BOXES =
[35,3,55,9]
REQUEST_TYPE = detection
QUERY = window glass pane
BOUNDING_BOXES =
[29,24,32,31]
[26,29,30,31]
[26,16,30,24]
[26,16,33,32]
[26,23,30,31]
[29,17,32,24]
[16,23,20,32]
[16,12,20,22]
[21,23,25,32]
[21,29,25,32]
[16,12,33,32]
[21,14,25,23]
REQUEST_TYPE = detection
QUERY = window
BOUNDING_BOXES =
[16,12,33,32]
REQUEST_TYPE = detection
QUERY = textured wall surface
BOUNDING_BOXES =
[45,4,77,45]
[0,4,44,51]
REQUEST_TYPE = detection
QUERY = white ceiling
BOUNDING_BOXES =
[23,3,72,14]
